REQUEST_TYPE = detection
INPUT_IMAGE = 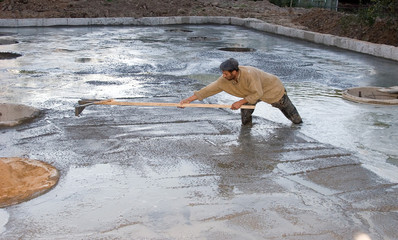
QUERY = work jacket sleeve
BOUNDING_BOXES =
[194,81,223,101]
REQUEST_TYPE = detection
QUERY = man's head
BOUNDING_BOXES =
[220,58,239,81]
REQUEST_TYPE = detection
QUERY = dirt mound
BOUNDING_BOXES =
[294,8,398,46]
[0,157,59,207]
[0,0,397,46]
[0,0,294,19]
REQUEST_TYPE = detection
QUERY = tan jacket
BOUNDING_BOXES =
[194,66,285,104]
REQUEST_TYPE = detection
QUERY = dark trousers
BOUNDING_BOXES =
[241,92,303,125]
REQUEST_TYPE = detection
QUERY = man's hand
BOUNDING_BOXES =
[179,95,198,108]
[231,99,248,110]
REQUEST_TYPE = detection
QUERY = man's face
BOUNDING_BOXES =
[222,70,237,81]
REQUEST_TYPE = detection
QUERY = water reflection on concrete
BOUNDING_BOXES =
[0,25,398,239]
[0,210,7,234]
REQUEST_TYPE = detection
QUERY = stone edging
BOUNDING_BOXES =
[342,87,398,105]
[0,16,397,61]
[0,103,40,127]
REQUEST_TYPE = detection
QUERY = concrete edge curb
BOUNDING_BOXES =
[0,16,397,61]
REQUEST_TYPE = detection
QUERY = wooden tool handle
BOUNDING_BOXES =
[95,100,256,109]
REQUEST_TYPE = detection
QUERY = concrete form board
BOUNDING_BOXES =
[0,16,397,61]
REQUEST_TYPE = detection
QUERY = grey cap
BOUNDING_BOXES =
[220,58,239,71]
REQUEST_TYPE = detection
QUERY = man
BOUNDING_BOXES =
[180,58,302,125]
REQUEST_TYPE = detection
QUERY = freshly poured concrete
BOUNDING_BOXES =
[0,24,397,239]
[1,98,397,239]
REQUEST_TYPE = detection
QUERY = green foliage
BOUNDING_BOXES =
[269,0,297,7]
[358,8,376,25]
[339,14,360,31]
[360,0,397,25]
[373,0,396,18]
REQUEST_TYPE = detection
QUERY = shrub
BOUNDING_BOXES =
[360,0,397,25]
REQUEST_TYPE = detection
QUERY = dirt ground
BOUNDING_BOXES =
[0,157,59,207]
[0,0,397,47]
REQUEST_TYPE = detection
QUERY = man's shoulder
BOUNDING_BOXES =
[239,66,265,77]
[239,66,253,71]
[240,65,263,73]
[240,66,276,78]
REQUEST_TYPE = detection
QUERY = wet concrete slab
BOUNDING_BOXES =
[1,24,397,239]
[1,96,397,239]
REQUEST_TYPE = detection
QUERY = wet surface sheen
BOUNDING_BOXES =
[0,25,397,239]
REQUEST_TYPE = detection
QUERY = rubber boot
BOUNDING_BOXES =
[271,93,303,124]
[241,108,255,126]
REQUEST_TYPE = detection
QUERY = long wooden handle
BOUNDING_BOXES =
[93,100,256,109]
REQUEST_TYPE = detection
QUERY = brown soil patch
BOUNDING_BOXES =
[0,0,397,46]
[0,157,59,207]
[294,8,398,47]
